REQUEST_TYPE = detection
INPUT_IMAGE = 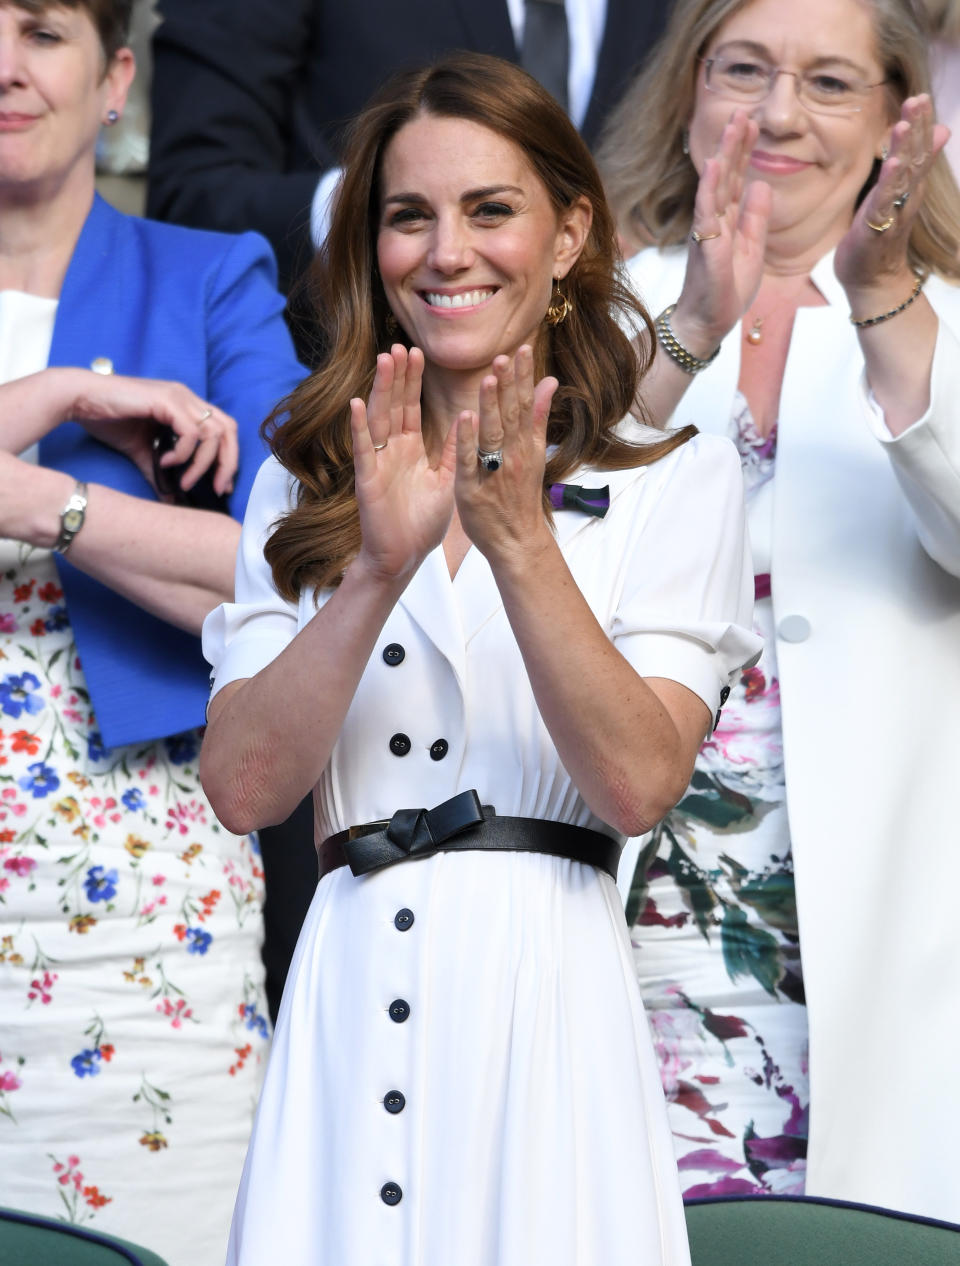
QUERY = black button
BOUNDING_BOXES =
[394,908,414,931]
[382,643,405,666]
[380,1182,403,1206]
[384,1090,406,1114]
[389,733,411,757]
[389,999,410,1023]
[719,685,731,705]
[429,738,448,761]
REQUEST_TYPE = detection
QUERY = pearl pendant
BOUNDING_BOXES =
[746,316,764,346]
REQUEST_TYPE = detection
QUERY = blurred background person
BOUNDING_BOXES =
[598,0,960,1222]
[145,0,673,295]
[0,1,304,1261]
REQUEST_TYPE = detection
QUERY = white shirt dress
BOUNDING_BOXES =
[202,427,761,1266]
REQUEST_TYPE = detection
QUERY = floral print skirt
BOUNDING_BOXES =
[0,543,270,1266]
[627,589,809,1198]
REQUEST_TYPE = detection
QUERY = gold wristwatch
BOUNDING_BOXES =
[53,480,89,555]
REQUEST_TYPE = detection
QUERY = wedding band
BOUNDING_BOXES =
[892,191,910,210]
[372,440,388,451]
[198,408,212,421]
[690,229,721,244]
[477,447,503,472]
[866,214,896,233]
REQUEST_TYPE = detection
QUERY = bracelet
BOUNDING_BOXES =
[654,304,721,375]
[850,275,924,328]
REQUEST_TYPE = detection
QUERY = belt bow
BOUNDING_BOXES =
[344,789,489,876]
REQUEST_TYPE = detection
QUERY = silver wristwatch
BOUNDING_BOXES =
[53,480,89,555]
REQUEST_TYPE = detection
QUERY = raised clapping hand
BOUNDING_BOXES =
[672,110,772,352]
[69,370,238,497]
[834,94,949,298]
[454,345,558,564]
[350,344,458,582]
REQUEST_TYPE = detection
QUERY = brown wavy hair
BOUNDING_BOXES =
[598,0,960,276]
[263,53,694,600]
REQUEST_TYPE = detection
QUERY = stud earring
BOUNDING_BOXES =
[682,130,690,157]
[545,278,572,327]
[105,109,120,126]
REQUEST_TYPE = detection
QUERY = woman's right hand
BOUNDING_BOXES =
[350,345,457,584]
[68,370,238,497]
[670,111,772,356]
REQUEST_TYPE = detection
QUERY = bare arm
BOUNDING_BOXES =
[200,346,460,834]
[454,349,720,837]
[0,368,243,632]
[835,97,950,436]
[0,452,240,634]
[629,113,770,427]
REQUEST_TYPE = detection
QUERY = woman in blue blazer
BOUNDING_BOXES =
[0,3,304,1263]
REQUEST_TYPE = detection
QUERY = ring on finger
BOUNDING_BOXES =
[892,190,910,210]
[477,447,504,473]
[690,229,721,244]
[198,408,213,422]
[372,440,388,451]
[866,214,896,233]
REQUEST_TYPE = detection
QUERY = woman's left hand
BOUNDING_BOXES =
[835,94,950,298]
[454,345,558,564]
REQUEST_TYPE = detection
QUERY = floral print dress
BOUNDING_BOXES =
[628,393,809,1198]
[0,540,271,1266]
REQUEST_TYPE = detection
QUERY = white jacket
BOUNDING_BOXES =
[626,246,960,1223]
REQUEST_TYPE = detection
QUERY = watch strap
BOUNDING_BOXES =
[53,480,89,555]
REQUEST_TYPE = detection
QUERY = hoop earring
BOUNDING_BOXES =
[545,279,572,327]
[105,109,120,126]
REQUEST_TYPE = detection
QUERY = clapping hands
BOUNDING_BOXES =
[350,343,557,582]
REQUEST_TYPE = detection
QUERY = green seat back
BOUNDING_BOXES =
[685,1196,960,1266]
[0,1207,170,1266]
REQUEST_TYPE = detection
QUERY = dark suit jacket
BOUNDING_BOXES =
[147,0,670,289]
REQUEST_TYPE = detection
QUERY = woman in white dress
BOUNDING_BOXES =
[200,53,760,1266]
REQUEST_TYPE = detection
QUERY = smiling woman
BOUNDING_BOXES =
[0,0,305,1261]
[598,0,960,1224]
[198,50,764,1266]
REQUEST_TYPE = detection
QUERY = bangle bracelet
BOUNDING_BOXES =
[850,275,924,328]
[655,304,721,375]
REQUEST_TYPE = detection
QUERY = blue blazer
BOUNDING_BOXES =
[39,195,306,749]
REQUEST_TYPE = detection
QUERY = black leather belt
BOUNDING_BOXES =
[317,789,620,882]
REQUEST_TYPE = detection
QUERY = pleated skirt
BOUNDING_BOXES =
[226,847,690,1265]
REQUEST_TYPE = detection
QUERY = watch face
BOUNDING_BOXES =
[63,509,84,532]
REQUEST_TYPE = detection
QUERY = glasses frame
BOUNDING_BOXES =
[700,55,888,117]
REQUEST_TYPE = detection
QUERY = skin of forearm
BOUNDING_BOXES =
[632,323,711,427]
[848,287,938,435]
[201,556,409,836]
[0,368,91,453]
[0,456,240,634]
[487,525,706,836]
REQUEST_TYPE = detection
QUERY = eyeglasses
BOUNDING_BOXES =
[702,53,887,116]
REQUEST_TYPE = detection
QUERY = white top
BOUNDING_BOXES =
[204,428,761,844]
[0,289,57,465]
